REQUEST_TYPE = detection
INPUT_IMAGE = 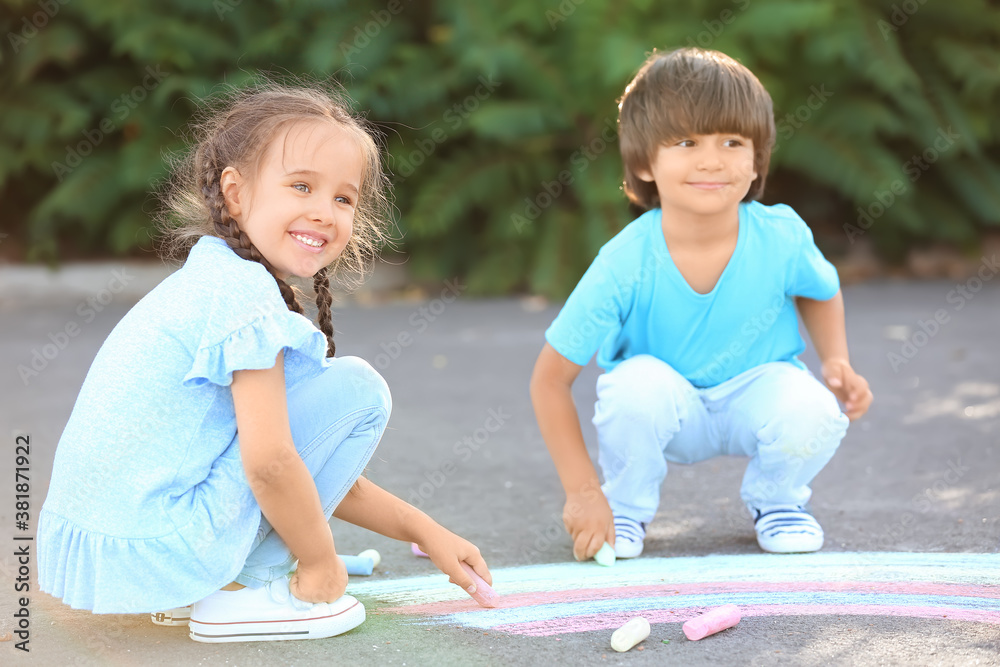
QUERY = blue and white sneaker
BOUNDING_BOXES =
[752,506,824,553]
[613,516,647,558]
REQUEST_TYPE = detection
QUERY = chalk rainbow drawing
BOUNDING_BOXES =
[349,552,1000,637]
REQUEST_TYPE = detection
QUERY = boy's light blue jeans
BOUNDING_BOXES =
[593,355,848,523]
[235,356,391,588]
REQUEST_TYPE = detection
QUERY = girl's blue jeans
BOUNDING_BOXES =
[593,355,849,523]
[235,356,391,588]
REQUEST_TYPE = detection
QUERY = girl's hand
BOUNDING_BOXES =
[289,552,348,604]
[821,358,873,421]
[414,525,492,594]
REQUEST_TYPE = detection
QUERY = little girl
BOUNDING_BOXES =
[38,81,490,643]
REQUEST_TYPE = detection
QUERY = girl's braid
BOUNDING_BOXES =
[312,267,336,357]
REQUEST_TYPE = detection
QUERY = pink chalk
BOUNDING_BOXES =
[460,562,499,608]
[682,604,741,640]
[411,542,430,558]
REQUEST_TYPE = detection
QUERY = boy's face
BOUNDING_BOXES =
[636,133,757,221]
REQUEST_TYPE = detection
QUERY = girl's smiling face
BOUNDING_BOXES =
[221,120,363,280]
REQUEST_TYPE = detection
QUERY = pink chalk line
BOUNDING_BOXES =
[492,604,1000,637]
[382,580,1000,617]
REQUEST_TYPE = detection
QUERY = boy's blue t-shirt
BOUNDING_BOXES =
[545,201,839,388]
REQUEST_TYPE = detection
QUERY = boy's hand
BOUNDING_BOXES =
[821,358,873,421]
[289,551,348,604]
[563,489,616,561]
[415,525,492,593]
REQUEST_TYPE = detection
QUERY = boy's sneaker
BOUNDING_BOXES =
[151,605,191,626]
[613,516,647,558]
[752,506,824,553]
[188,576,365,643]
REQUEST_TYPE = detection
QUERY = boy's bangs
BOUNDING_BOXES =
[659,75,770,146]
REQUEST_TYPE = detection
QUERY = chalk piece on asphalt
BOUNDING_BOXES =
[411,542,430,558]
[357,549,381,568]
[682,604,741,640]
[459,562,499,608]
[339,554,374,576]
[610,616,650,652]
[594,542,616,567]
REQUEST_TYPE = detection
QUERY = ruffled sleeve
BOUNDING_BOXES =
[182,310,332,389]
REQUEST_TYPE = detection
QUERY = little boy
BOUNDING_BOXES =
[530,48,872,560]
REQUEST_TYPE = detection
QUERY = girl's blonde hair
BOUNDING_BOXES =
[158,77,391,357]
[618,48,776,210]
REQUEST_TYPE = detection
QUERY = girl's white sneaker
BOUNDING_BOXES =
[188,577,364,643]
[150,606,192,626]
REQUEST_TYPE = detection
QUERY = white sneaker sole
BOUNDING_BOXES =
[189,597,365,643]
[151,607,192,626]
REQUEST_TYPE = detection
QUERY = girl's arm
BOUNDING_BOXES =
[529,343,615,560]
[332,478,491,590]
[231,350,347,603]
[796,290,873,420]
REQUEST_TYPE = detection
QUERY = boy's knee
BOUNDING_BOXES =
[776,401,848,461]
[598,355,689,417]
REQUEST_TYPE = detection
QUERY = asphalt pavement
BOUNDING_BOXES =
[0,260,998,666]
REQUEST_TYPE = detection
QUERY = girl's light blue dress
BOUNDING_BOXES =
[38,236,334,613]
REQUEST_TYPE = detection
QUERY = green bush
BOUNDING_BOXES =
[2,0,998,295]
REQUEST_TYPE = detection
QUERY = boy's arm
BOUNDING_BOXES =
[529,343,615,560]
[231,351,346,603]
[332,477,491,591]
[795,290,873,420]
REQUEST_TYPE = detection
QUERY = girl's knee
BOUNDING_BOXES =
[330,356,392,415]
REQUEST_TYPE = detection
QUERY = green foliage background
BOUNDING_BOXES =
[2,0,999,296]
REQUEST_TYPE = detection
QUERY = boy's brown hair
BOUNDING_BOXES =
[618,48,776,210]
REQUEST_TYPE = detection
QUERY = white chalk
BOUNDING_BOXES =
[593,542,616,567]
[610,616,650,652]
[357,549,381,568]
[339,555,374,575]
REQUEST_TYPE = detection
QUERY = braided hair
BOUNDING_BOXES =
[157,79,392,358]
